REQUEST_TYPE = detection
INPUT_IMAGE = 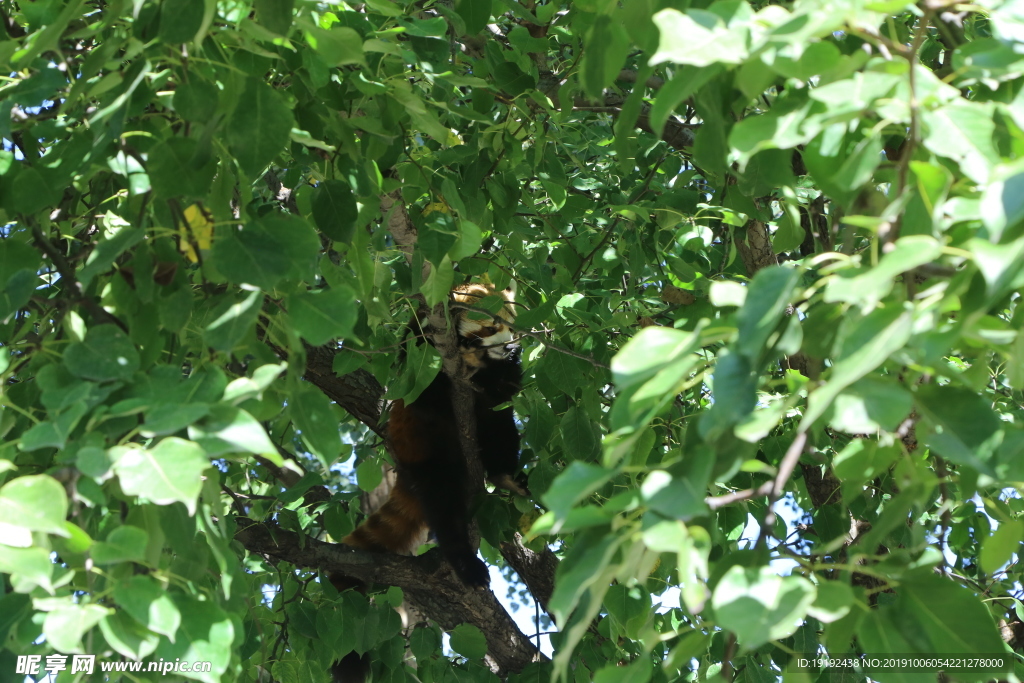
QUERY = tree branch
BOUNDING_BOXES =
[234,519,543,674]
[31,225,130,333]
[499,533,559,614]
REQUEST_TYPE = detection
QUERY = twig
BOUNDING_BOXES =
[722,632,736,682]
[448,301,609,370]
[705,481,775,511]
[882,11,931,247]
[756,431,808,549]
[31,225,129,333]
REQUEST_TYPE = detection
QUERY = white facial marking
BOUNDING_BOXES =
[482,328,514,358]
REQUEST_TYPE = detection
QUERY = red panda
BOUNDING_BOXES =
[340,281,523,587]
[330,282,523,682]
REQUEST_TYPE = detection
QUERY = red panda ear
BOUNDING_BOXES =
[503,281,517,301]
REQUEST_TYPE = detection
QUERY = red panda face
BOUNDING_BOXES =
[452,282,517,368]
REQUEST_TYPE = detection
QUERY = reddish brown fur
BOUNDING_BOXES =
[341,416,428,555]
[339,282,520,585]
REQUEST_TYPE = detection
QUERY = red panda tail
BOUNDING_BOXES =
[342,475,429,556]
[330,479,426,683]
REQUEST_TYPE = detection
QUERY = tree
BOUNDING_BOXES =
[1,0,1023,681]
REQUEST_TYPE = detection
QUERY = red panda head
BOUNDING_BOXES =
[452,282,517,368]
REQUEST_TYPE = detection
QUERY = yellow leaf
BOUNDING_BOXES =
[422,201,449,217]
[180,204,213,263]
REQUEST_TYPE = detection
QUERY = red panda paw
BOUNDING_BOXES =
[452,555,490,588]
[490,472,530,498]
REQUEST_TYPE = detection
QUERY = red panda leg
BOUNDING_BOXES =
[390,397,489,586]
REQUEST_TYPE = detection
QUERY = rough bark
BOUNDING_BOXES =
[499,533,559,613]
[235,520,541,675]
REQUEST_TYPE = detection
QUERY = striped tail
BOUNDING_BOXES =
[330,477,429,683]
[341,476,429,555]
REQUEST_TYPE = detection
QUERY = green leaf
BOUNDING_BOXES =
[396,339,441,405]
[610,324,703,439]
[968,236,1024,302]
[980,161,1024,240]
[419,212,459,267]
[541,461,615,519]
[640,470,707,520]
[356,458,383,493]
[582,16,632,100]
[560,406,599,461]
[0,238,41,287]
[158,0,204,43]
[64,324,140,381]
[114,575,182,638]
[649,64,721,140]
[154,594,234,683]
[43,604,110,653]
[18,403,88,451]
[806,581,853,624]
[311,179,358,243]
[735,265,800,362]
[141,403,212,437]
[0,546,53,590]
[204,291,263,351]
[456,0,489,33]
[213,215,319,290]
[173,77,219,122]
[226,79,294,178]
[189,405,282,461]
[332,350,369,377]
[254,0,294,35]
[914,384,1002,475]
[290,386,342,467]
[92,525,148,564]
[801,306,913,429]
[604,584,648,635]
[612,326,702,390]
[99,611,160,660]
[920,101,999,184]
[449,220,484,261]
[288,286,358,346]
[7,165,63,214]
[449,623,488,659]
[492,62,536,97]
[0,475,70,538]
[830,377,912,433]
[78,222,145,286]
[825,235,944,307]
[893,571,1005,654]
[148,137,216,199]
[729,95,816,164]
[422,256,455,307]
[539,147,568,210]
[111,438,207,514]
[650,7,749,67]
[712,566,816,650]
[594,656,652,683]
[981,519,1024,575]
[699,350,756,440]
[306,26,366,67]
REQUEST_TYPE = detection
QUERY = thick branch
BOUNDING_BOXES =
[303,344,386,436]
[420,304,487,540]
[499,533,559,614]
[235,519,542,674]
[261,332,386,438]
